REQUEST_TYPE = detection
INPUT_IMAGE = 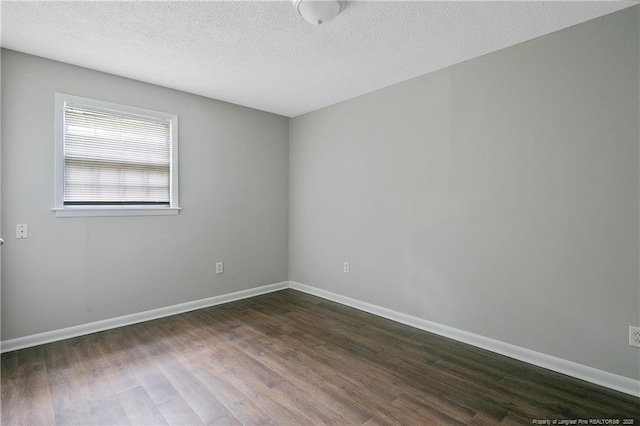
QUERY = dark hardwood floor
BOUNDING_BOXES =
[1,289,639,425]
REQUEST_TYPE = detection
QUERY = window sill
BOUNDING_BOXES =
[52,206,181,218]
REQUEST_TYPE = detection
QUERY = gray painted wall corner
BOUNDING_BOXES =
[0,49,290,340]
[289,6,640,381]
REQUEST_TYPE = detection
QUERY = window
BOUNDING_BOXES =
[54,93,180,217]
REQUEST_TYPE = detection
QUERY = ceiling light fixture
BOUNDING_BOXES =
[292,0,344,25]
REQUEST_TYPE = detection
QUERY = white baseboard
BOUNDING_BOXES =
[290,281,640,398]
[0,281,289,353]
[3,279,638,398]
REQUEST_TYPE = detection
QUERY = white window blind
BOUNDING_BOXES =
[63,105,172,206]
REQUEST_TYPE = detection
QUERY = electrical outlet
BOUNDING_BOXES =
[216,262,224,274]
[343,262,350,274]
[630,326,640,348]
[16,224,28,239]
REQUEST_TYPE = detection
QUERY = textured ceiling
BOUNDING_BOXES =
[0,1,636,117]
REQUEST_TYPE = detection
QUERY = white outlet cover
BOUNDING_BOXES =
[630,326,640,348]
[216,262,224,274]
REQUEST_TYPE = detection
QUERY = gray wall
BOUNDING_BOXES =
[1,50,289,340]
[290,7,640,380]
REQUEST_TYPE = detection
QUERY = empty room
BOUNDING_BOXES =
[1,0,639,424]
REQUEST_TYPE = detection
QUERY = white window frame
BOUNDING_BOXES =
[53,93,180,217]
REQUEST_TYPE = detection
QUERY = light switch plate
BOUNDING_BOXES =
[16,224,28,239]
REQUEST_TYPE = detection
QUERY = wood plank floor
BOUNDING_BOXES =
[1,289,639,425]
